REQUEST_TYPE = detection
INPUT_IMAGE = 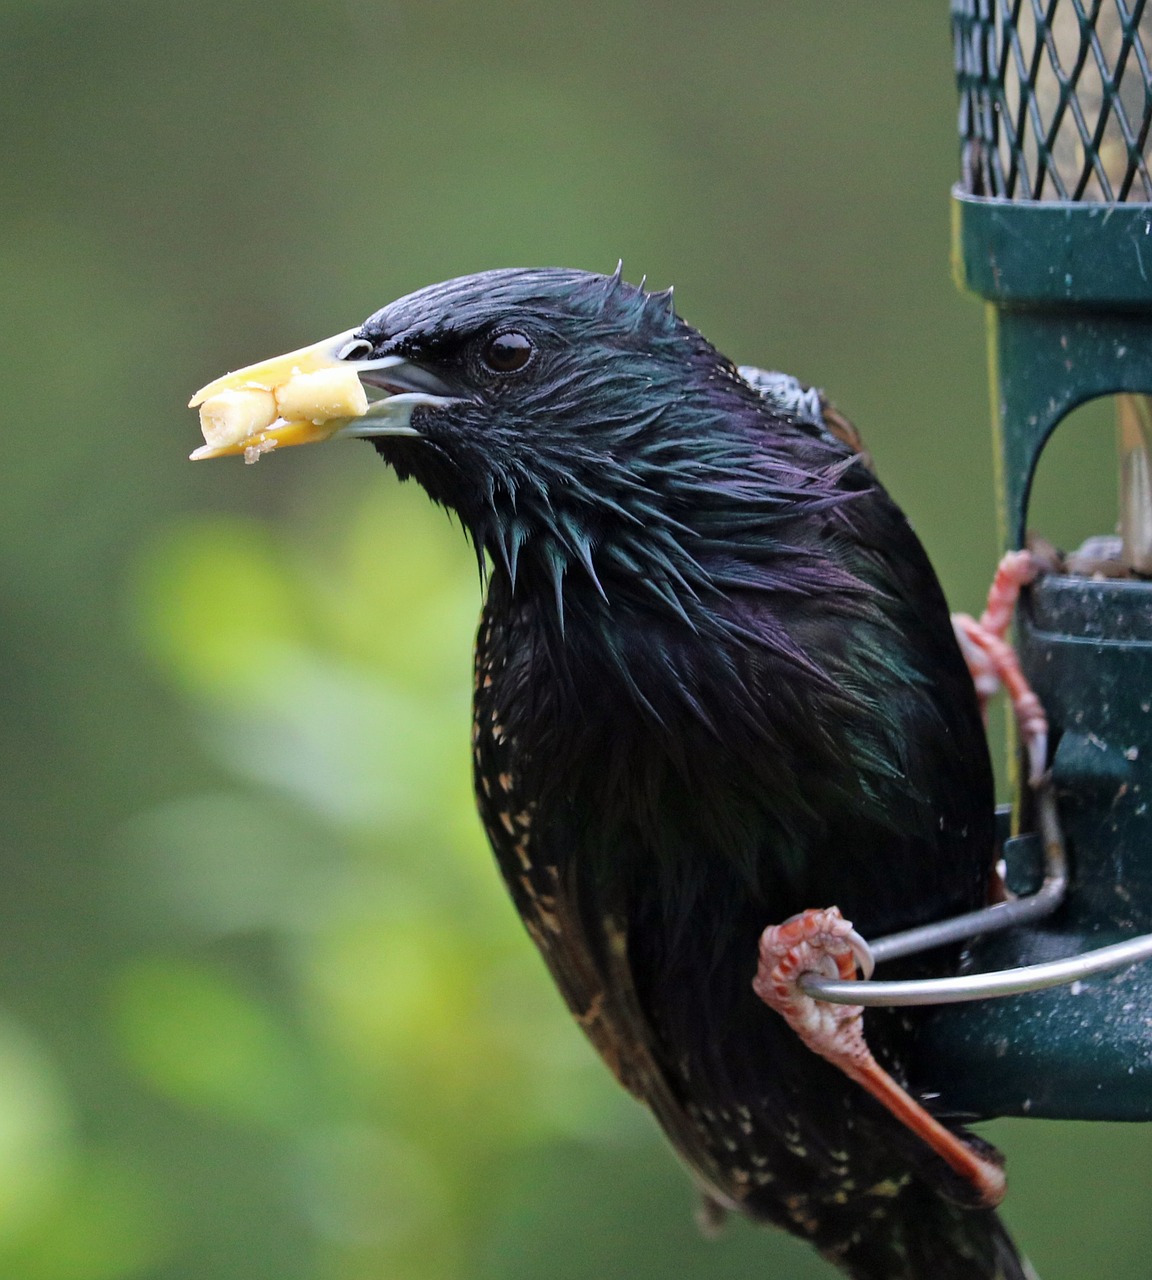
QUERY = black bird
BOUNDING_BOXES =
[191,267,1030,1279]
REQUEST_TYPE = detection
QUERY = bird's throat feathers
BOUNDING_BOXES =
[367,266,879,680]
[389,386,872,653]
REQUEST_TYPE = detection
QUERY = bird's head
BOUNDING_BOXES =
[190,267,844,629]
[337,267,731,554]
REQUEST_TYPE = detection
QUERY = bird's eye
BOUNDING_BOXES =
[482,331,534,374]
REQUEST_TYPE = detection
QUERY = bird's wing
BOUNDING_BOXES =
[479,780,746,1212]
[472,607,747,1211]
[471,561,1006,1247]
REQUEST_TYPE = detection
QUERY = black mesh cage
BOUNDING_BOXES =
[954,0,1152,200]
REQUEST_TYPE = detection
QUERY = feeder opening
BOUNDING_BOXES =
[1025,393,1152,577]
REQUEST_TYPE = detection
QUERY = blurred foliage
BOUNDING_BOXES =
[0,1,1148,1277]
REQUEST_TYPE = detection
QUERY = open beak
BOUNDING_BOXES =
[188,329,458,462]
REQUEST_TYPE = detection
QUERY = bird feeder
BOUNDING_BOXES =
[804,0,1152,1122]
[923,0,1152,1119]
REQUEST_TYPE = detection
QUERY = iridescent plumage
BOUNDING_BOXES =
[341,267,1027,1279]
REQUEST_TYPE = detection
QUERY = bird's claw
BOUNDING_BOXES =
[952,549,1049,786]
[753,907,1007,1209]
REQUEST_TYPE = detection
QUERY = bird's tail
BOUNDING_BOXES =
[823,1184,1037,1280]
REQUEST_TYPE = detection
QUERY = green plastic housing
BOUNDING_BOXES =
[915,194,1152,1120]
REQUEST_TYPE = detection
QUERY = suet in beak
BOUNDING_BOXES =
[188,329,456,463]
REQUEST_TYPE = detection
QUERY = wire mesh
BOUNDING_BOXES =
[954,0,1152,200]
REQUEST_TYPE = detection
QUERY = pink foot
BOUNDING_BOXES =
[753,907,1006,1208]
[952,550,1048,785]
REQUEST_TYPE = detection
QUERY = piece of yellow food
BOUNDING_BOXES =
[188,333,371,462]
[197,387,279,449]
[274,366,369,424]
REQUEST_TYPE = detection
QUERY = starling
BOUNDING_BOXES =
[191,267,1033,1280]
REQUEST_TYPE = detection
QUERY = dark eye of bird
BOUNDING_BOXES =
[481,330,534,374]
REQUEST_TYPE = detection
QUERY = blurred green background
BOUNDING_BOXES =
[1,2,1147,1278]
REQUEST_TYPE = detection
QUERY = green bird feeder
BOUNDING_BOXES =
[927,0,1152,1120]
[806,0,1152,1123]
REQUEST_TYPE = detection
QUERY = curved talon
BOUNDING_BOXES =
[766,912,875,980]
[754,906,1007,1209]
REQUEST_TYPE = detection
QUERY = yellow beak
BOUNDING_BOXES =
[188,329,369,462]
[188,329,458,463]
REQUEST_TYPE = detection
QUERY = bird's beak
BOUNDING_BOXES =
[187,328,458,462]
